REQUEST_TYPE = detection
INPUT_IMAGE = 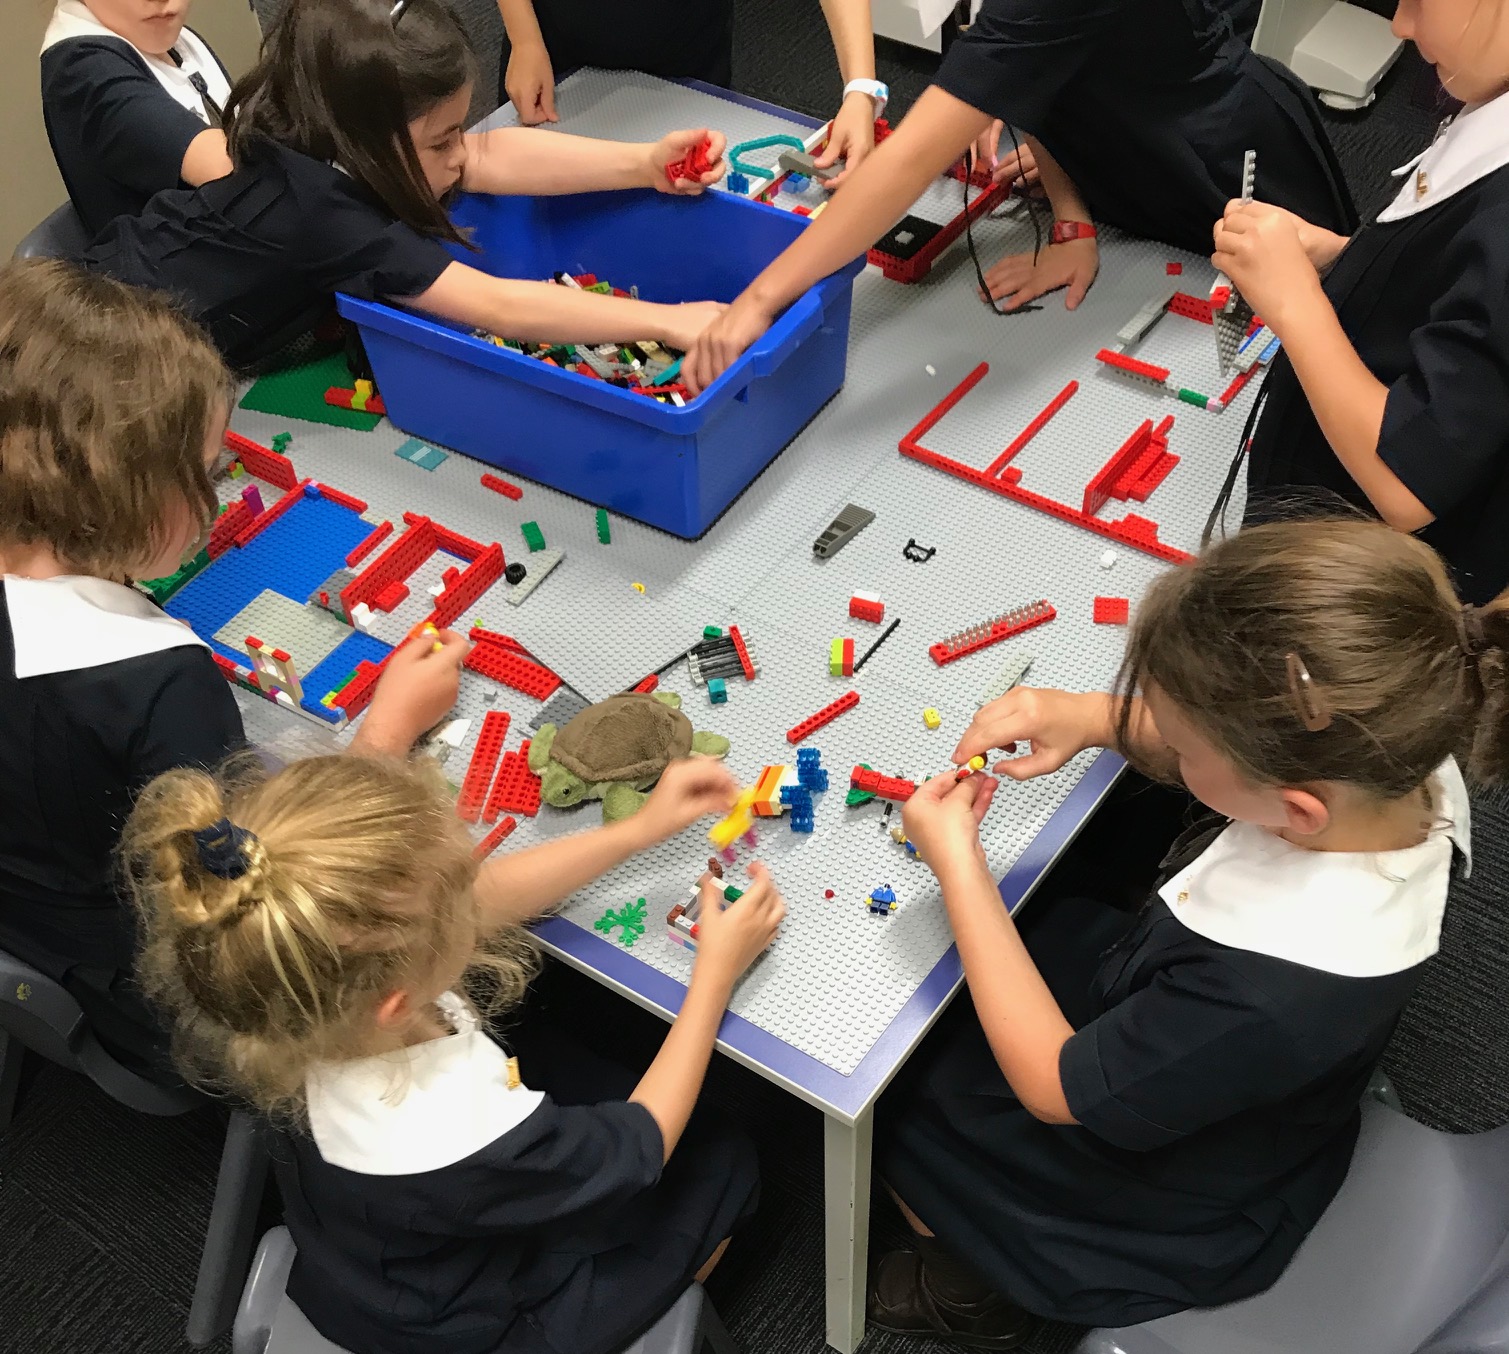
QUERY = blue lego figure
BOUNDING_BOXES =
[707,677,727,704]
[727,171,749,194]
[796,747,830,792]
[867,884,897,916]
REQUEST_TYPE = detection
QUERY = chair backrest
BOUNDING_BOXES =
[13,201,91,261]
[0,946,200,1115]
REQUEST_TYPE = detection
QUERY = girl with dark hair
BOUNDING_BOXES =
[80,0,728,371]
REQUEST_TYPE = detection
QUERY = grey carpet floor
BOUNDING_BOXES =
[6,9,1497,1354]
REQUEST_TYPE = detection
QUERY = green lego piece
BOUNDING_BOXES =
[138,547,210,604]
[703,625,722,639]
[585,281,612,294]
[238,350,382,431]
[521,521,547,552]
[593,897,649,947]
[722,885,744,903]
[271,432,292,454]
[1176,388,1210,409]
[228,461,245,478]
[596,508,611,545]
[846,763,877,807]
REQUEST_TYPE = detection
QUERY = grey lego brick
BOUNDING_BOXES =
[214,589,353,675]
[216,71,1255,1078]
[503,548,564,606]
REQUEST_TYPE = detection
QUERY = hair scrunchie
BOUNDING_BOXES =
[192,818,257,880]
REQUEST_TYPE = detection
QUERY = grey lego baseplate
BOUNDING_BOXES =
[215,589,353,674]
[218,69,1256,1082]
[527,686,593,733]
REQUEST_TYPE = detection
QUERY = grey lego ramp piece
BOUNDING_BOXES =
[215,589,352,675]
[503,548,564,605]
[221,72,1256,1078]
[528,686,592,734]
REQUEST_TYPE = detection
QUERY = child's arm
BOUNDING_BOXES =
[811,0,880,187]
[629,863,785,1159]
[685,86,991,392]
[952,687,1178,784]
[411,263,726,352]
[180,129,234,186]
[472,758,740,928]
[348,629,470,757]
[497,0,558,126]
[979,136,1099,312]
[902,775,1076,1123]
[1214,202,1430,532]
[458,127,725,197]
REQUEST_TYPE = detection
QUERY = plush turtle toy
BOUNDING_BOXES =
[526,691,730,821]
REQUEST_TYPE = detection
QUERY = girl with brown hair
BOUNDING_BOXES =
[80,0,729,371]
[864,518,1498,1347]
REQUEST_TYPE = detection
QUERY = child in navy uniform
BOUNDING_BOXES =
[867,518,1498,1346]
[124,752,783,1354]
[41,0,235,236]
[0,259,467,1083]
[1213,0,1509,604]
[82,0,729,373]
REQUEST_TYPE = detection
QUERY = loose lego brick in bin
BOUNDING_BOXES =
[1093,597,1130,625]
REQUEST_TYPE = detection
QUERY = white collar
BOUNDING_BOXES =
[1158,759,1470,978]
[42,0,230,125]
[306,992,544,1176]
[1379,90,1509,222]
[6,575,207,679]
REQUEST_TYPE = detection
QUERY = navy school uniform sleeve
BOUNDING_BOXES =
[457,1097,665,1240]
[43,39,208,200]
[1375,201,1509,520]
[1058,959,1342,1151]
[125,647,245,786]
[933,0,1124,130]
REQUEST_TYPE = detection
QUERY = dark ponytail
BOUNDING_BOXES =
[227,0,476,243]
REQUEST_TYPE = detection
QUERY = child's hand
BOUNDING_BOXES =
[682,295,773,393]
[653,129,727,194]
[692,861,785,987]
[981,237,1099,312]
[954,688,1108,781]
[353,628,469,756]
[505,40,558,125]
[655,300,729,354]
[813,95,875,189]
[637,757,739,845]
[1212,201,1327,332]
[902,772,997,878]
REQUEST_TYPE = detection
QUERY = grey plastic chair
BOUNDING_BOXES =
[12,202,91,261]
[1077,1097,1509,1354]
[234,1226,741,1354]
[0,947,268,1347]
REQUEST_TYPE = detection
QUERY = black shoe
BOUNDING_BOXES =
[867,1250,1034,1349]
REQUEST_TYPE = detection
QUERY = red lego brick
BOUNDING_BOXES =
[1084,422,1157,517]
[983,380,1079,479]
[324,386,387,415]
[633,674,659,693]
[232,479,311,548]
[1209,285,1232,310]
[849,766,917,802]
[1168,291,1216,324]
[849,595,886,624]
[345,520,393,569]
[1095,349,1172,385]
[664,137,715,184]
[373,581,409,612]
[211,652,241,682]
[1093,596,1130,625]
[473,815,518,860]
[728,625,757,681]
[1166,261,1183,274]
[929,599,1056,665]
[403,512,484,563]
[466,627,529,655]
[465,644,561,701]
[333,654,392,717]
[899,363,1195,566]
[481,473,524,501]
[207,499,252,559]
[572,274,598,287]
[868,179,1011,284]
[791,205,812,218]
[315,483,367,513]
[1216,365,1258,409]
[787,690,859,744]
[342,517,438,616]
[430,544,505,628]
[486,742,541,819]
[456,710,510,823]
[224,430,297,490]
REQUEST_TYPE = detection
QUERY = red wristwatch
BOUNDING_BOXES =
[1050,220,1098,244]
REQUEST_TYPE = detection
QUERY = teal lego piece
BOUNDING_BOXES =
[707,677,727,704]
[594,896,648,947]
[394,437,449,470]
[728,133,806,180]
[521,521,547,552]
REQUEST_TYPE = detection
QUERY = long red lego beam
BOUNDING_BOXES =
[345,520,393,569]
[787,690,859,744]
[983,380,1078,480]
[898,362,1194,566]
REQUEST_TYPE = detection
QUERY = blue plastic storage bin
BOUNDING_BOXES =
[337,188,865,538]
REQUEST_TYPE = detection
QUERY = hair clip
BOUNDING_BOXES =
[1285,652,1332,733]
[192,817,255,880]
[1460,604,1487,657]
[390,0,412,21]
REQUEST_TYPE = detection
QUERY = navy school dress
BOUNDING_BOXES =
[881,761,1469,1326]
[1243,99,1509,605]
[80,140,454,372]
[933,0,1357,250]
[275,1000,759,1354]
[0,576,242,1083]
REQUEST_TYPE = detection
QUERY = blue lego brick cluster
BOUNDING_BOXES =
[299,631,394,722]
[780,783,815,833]
[797,747,829,791]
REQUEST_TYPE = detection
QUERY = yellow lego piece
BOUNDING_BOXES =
[922,707,941,730]
[709,787,759,850]
[632,582,647,594]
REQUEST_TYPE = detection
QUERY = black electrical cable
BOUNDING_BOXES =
[964,124,1043,316]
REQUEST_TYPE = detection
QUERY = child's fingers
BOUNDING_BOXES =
[971,775,1000,824]
[995,747,1062,781]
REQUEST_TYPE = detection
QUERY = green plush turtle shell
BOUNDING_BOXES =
[547,692,694,785]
